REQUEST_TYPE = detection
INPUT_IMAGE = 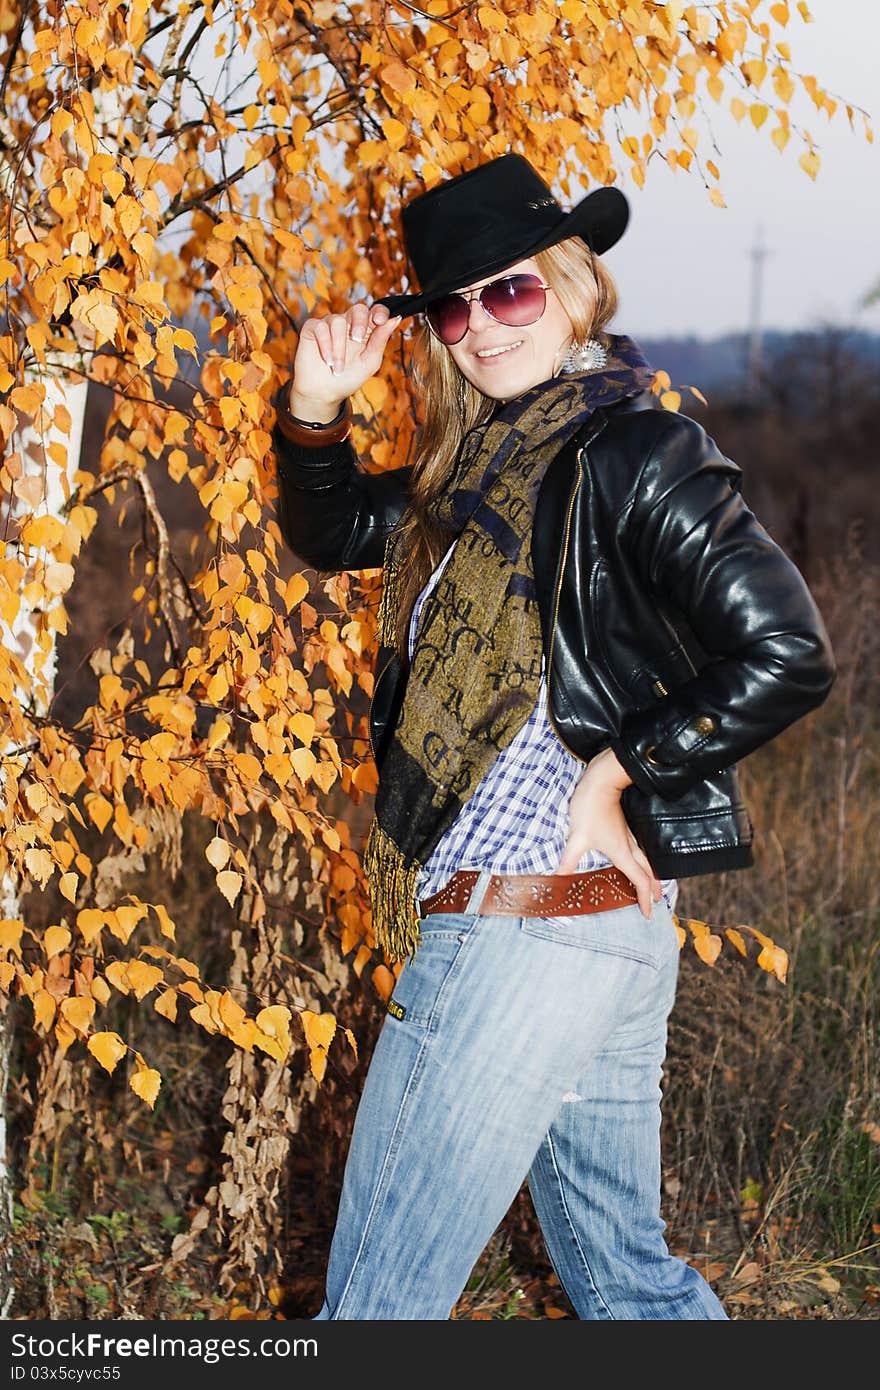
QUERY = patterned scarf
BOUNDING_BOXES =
[362,333,656,961]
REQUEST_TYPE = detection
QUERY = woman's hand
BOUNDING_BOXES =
[557,747,663,919]
[288,302,403,424]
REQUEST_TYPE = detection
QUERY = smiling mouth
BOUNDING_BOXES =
[475,341,524,359]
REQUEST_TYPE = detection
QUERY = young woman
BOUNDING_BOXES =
[272,154,835,1320]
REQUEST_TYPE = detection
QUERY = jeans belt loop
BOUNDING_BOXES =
[463,868,493,915]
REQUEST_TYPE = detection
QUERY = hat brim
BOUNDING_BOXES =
[376,185,628,318]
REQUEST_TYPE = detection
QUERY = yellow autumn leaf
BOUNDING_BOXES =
[216,870,243,906]
[799,149,820,179]
[218,990,247,1030]
[130,1067,161,1109]
[60,995,96,1035]
[189,1001,218,1033]
[43,926,71,959]
[59,872,78,903]
[206,836,230,870]
[24,848,54,887]
[77,909,105,945]
[0,920,25,956]
[85,302,120,343]
[90,977,112,1007]
[309,1048,328,1083]
[372,964,395,1002]
[154,988,178,1022]
[105,961,131,995]
[382,118,407,149]
[301,1008,336,1052]
[207,715,232,751]
[257,1004,292,1042]
[85,794,113,833]
[33,989,57,1031]
[43,561,76,596]
[126,960,164,1000]
[291,747,317,783]
[88,1031,127,1075]
[150,903,176,939]
[288,711,316,744]
[756,941,789,983]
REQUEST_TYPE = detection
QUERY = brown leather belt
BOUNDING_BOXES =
[418,865,639,918]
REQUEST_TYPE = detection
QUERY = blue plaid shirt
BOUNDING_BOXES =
[410,539,679,913]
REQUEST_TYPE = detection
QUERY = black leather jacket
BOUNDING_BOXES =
[273,390,836,879]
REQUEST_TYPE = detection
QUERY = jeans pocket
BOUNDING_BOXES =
[385,914,476,1031]
[518,900,675,969]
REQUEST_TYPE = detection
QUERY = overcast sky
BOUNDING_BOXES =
[603,0,879,339]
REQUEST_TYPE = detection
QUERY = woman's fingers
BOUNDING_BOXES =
[361,312,402,367]
[558,817,661,918]
[292,305,402,403]
[615,844,656,920]
[630,840,663,901]
[347,303,372,344]
[327,314,349,373]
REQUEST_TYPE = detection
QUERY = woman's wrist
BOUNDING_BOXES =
[586,746,633,792]
[274,382,352,446]
[288,384,345,425]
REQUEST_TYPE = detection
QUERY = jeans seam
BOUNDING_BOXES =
[519,921,661,969]
[332,908,481,1310]
[332,1032,432,1317]
[544,1128,616,1320]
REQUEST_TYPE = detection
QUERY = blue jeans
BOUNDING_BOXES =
[314,869,727,1320]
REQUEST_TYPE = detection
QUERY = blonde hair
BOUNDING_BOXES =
[387,236,620,662]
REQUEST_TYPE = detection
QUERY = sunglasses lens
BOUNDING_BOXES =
[426,274,547,344]
[426,295,470,345]
[482,274,547,326]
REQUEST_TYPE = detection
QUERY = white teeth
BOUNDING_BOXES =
[476,341,522,358]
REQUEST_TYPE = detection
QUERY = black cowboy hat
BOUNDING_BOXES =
[376,153,629,318]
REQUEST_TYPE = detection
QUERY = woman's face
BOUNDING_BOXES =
[441,256,576,401]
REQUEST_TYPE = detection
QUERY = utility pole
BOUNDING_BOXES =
[747,224,772,402]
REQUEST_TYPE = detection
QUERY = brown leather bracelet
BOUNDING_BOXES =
[273,384,353,446]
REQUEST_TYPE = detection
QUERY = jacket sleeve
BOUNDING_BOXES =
[272,420,412,573]
[610,413,836,801]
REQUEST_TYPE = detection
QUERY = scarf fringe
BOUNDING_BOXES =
[362,818,423,962]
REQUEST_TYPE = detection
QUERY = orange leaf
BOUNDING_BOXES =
[33,988,57,1031]
[76,909,105,945]
[154,989,178,1022]
[0,920,25,956]
[60,995,96,1034]
[88,1031,127,1075]
[372,964,395,1002]
[301,1008,336,1052]
[43,926,71,959]
[130,1066,161,1109]
[216,870,243,906]
[126,960,164,1001]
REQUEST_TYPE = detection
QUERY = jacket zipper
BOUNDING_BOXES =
[546,461,586,763]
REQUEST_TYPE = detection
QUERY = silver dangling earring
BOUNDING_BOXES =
[559,336,608,374]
